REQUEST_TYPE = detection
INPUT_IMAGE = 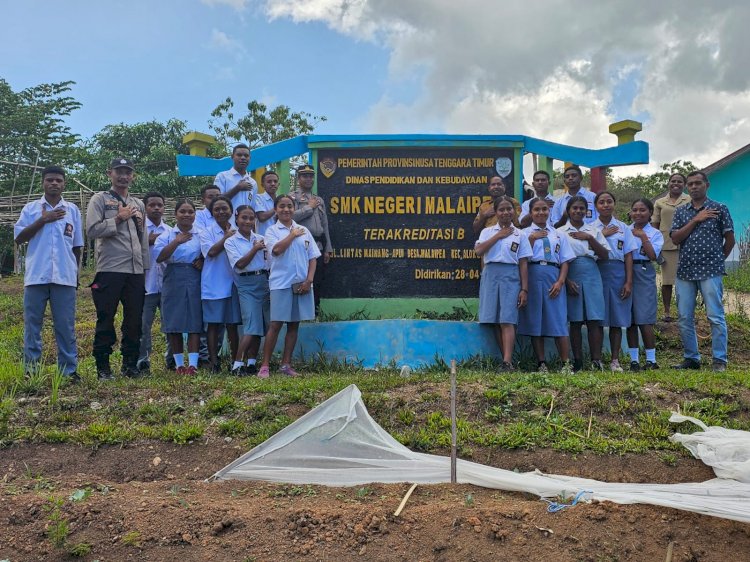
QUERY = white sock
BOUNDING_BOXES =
[629,348,639,362]
[645,348,656,362]
[173,353,184,368]
[246,358,256,366]
[233,361,244,370]
[188,353,199,368]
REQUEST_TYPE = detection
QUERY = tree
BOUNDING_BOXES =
[74,119,222,197]
[613,160,698,200]
[0,78,81,195]
[209,98,326,150]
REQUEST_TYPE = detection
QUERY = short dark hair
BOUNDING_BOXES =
[174,198,196,213]
[594,190,617,205]
[208,194,234,214]
[631,198,654,214]
[262,170,279,182]
[532,170,550,181]
[563,165,583,176]
[668,172,687,183]
[232,143,250,155]
[200,183,221,197]
[41,165,65,179]
[142,191,165,206]
[686,170,708,182]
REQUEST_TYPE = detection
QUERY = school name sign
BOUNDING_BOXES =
[317,147,515,298]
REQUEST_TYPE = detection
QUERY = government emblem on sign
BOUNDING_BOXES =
[320,157,336,179]
[494,157,512,178]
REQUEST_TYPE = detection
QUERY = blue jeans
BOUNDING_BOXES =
[24,284,77,375]
[676,276,727,364]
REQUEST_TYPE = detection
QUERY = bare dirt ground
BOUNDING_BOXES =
[2,439,749,562]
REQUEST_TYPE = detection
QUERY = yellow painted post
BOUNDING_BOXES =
[608,120,642,145]
[182,132,217,156]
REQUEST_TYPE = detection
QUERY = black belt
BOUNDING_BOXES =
[529,261,560,267]
[632,259,650,265]
[239,270,268,276]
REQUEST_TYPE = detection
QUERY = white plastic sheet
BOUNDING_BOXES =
[210,384,750,523]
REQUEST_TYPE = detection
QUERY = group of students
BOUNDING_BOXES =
[143,181,320,377]
[476,165,664,373]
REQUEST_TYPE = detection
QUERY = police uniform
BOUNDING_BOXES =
[629,224,664,325]
[557,222,609,322]
[518,224,575,337]
[154,226,203,334]
[264,220,321,322]
[225,231,271,337]
[475,225,532,325]
[592,218,638,328]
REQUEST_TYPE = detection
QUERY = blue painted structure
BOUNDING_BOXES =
[704,143,750,241]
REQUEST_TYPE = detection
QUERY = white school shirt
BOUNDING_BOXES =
[14,196,83,287]
[475,224,533,264]
[214,168,258,210]
[592,217,638,261]
[629,223,664,261]
[144,218,170,295]
[264,221,322,291]
[194,208,214,232]
[550,188,598,225]
[557,222,611,260]
[224,231,269,278]
[199,222,236,300]
[153,225,202,264]
[519,194,556,227]
[252,192,276,237]
[522,224,576,264]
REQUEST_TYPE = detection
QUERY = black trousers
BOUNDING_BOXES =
[90,272,145,363]
[313,255,326,314]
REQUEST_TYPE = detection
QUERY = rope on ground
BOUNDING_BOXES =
[544,490,592,513]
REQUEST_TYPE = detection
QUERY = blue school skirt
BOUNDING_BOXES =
[161,263,202,334]
[597,259,632,328]
[202,285,242,324]
[566,257,604,322]
[518,263,568,337]
[270,286,315,322]
[236,273,271,336]
[478,263,520,325]
[632,261,657,325]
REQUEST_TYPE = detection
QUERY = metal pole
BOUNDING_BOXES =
[450,359,457,484]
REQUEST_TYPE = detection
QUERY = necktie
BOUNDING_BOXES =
[542,230,553,262]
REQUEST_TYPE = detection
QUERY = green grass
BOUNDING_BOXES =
[725,259,750,293]
[1,270,750,460]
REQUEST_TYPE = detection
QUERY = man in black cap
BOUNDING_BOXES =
[86,157,149,380]
[290,164,333,314]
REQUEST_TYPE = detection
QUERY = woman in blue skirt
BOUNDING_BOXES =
[155,199,203,375]
[518,198,576,372]
[199,195,242,373]
[475,196,532,372]
[626,198,664,370]
[557,196,610,371]
[225,205,271,376]
[593,191,637,372]
[259,195,321,378]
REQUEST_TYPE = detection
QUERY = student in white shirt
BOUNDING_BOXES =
[258,195,321,378]
[14,166,83,381]
[253,170,279,237]
[213,144,257,210]
[194,184,221,232]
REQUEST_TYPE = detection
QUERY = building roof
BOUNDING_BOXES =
[703,142,750,175]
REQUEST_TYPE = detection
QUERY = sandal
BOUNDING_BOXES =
[661,315,674,322]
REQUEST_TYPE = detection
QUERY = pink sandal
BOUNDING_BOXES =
[280,364,299,377]
[257,365,270,379]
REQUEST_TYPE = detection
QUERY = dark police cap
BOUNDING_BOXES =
[109,157,135,170]
[296,164,315,175]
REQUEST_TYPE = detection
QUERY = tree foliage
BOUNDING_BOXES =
[209,98,326,150]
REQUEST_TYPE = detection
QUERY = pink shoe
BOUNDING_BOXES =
[279,364,299,377]
[257,365,270,379]
[176,366,188,375]
[185,365,197,376]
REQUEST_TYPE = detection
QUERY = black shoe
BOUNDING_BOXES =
[630,361,641,372]
[65,372,81,384]
[498,361,514,373]
[712,360,727,372]
[572,359,583,373]
[210,362,222,374]
[136,360,151,374]
[243,364,258,375]
[95,356,113,381]
[643,361,659,370]
[590,360,604,371]
[672,358,701,370]
[121,364,142,378]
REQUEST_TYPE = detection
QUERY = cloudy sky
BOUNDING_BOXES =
[3,0,749,174]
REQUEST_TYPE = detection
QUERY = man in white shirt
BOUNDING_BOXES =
[551,165,598,228]
[213,144,257,210]
[137,192,171,373]
[253,170,279,237]
[194,184,221,232]
[519,170,556,228]
[14,166,83,381]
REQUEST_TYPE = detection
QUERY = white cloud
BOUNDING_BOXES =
[201,0,250,11]
[263,0,750,173]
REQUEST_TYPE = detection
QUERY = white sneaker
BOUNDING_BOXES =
[610,359,624,372]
